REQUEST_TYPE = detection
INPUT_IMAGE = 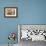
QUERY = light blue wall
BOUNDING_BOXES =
[0,0,46,44]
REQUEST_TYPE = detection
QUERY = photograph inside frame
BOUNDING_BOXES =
[4,7,18,17]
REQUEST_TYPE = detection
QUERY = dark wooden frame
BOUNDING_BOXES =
[4,7,18,18]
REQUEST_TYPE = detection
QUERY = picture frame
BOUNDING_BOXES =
[4,7,18,18]
[18,24,46,42]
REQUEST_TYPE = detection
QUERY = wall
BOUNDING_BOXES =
[0,0,46,44]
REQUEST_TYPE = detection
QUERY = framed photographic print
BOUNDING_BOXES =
[4,7,18,18]
[18,24,46,42]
